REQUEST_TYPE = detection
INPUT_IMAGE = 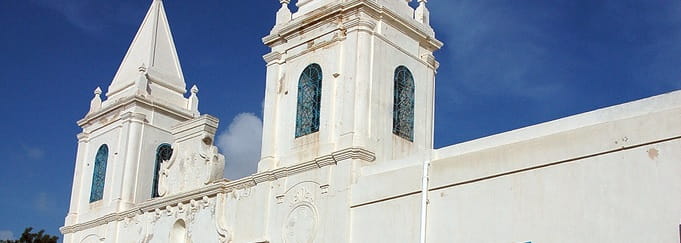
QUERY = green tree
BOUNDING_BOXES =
[0,227,58,243]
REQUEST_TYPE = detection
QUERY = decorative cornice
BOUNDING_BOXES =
[146,68,187,94]
[373,33,439,70]
[60,183,224,234]
[262,0,441,50]
[171,114,220,143]
[283,28,347,63]
[77,132,90,143]
[78,94,193,127]
[263,51,284,65]
[60,147,375,234]
[120,112,147,124]
[342,17,376,32]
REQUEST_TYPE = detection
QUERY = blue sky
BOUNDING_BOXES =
[0,0,679,240]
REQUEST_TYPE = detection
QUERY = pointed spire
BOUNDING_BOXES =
[107,0,186,100]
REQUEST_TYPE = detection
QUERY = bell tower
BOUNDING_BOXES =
[64,0,201,225]
[258,0,443,171]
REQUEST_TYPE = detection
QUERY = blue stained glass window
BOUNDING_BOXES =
[89,144,108,203]
[152,143,172,198]
[393,66,415,141]
[295,64,323,138]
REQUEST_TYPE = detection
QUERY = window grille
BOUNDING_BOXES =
[89,144,109,202]
[392,66,415,141]
[152,143,172,198]
[295,64,323,138]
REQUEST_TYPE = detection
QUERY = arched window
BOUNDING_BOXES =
[89,144,109,202]
[295,64,323,138]
[152,143,173,198]
[393,66,415,141]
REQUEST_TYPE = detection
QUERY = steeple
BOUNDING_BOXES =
[65,0,215,230]
[106,0,187,107]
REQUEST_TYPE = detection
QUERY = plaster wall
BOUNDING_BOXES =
[65,197,219,243]
[69,101,189,225]
[73,127,122,223]
[64,92,681,243]
[426,93,681,242]
[225,160,358,243]
[428,139,681,242]
[368,29,435,161]
[273,42,342,167]
[351,193,421,243]
[261,4,438,171]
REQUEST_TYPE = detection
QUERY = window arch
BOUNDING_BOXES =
[392,66,415,141]
[89,144,109,202]
[295,63,323,138]
[152,143,173,198]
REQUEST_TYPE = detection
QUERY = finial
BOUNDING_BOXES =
[415,0,430,25]
[138,63,147,73]
[89,87,103,114]
[275,0,292,27]
[188,84,200,117]
[135,63,150,96]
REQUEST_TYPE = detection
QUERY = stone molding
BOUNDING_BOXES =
[120,112,147,124]
[283,28,348,63]
[77,133,90,143]
[60,147,375,234]
[146,68,187,95]
[263,51,284,65]
[262,0,442,50]
[261,0,442,71]
[78,94,194,128]
[170,115,219,143]
[215,192,232,243]
[373,33,439,70]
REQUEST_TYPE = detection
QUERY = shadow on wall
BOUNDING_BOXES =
[170,219,187,243]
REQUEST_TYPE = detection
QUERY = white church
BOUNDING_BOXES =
[60,0,681,242]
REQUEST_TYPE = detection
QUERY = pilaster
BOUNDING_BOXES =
[259,52,286,172]
[66,132,91,225]
[350,18,376,149]
[117,112,147,210]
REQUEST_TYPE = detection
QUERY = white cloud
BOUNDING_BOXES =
[28,0,139,34]
[22,145,45,160]
[0,231,14,241]
[217,113,263,180]
[34,192,55,212]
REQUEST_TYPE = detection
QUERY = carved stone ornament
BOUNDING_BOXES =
[283,203,317,243]
[290,188,314,206]
[282,182,321,243]
[215,193,233,243]
[158,115,225,197]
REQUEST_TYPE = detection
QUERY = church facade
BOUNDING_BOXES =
[61,0,681,242]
